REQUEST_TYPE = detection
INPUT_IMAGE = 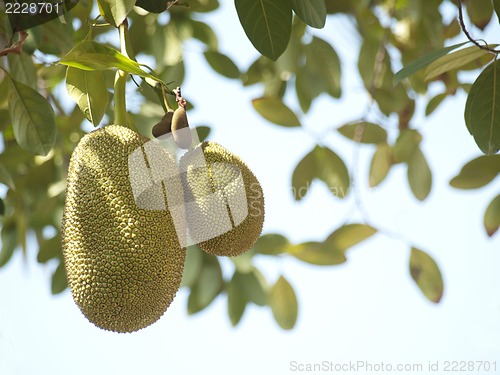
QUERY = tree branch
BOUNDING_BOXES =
[0,31,28,57]
[457,0,499,54]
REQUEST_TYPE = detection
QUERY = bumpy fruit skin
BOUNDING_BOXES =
[180,141,264,256]
[61,125,185,333]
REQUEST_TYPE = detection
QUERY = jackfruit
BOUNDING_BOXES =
[61,125,185,333]
[171,107,192,149]
[152,110,174,139]
[180,141,264,256]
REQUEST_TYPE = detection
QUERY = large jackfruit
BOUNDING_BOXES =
[180,141,264,256]
[62,125,185,333]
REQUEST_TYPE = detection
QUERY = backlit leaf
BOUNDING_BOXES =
[305,37,341,98]
[464,60,500,155]
[253,233,290,255]
[424,45,495,81]
[409,248,443,303]
[252,97,301,127]
[494,0,500,23]
[66,67,109,126]
[97,0,136,27]
[188,254,223,314]
[227,272,247,326]
[392,129,422,163]
[270,276,298,330]
[234,0,292,61]
[450,155,500,189]
[369,143,393,187]
[314,146,350,198]
[484,194,500,236]
[37,234,61,263]
[0,163,15,190]
[291,0,326,28]
[394,42,468,84]
[8,52,37,89]
[425,93,447,116]
[60,41,161,83]
[204,51,240,79]
[325,224,377,252]
[291,150,316,201]
[337,122,387,144]
[0,218,17,268]
[239,269,268,306]
[466,0,494,30]
[287,241,346,265]
[407,147,432,201]
[51,261,68,294]
[181,245,204,288]
[8,76,56,156]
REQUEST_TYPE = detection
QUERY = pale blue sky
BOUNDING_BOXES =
[0,2,499,374]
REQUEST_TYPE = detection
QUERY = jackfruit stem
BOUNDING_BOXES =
[113,21,131,127]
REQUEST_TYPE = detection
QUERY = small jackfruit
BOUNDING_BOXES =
[61,125,185,333]
[171,107,192,149]
[152,110,174,139]
[180,141,264,256]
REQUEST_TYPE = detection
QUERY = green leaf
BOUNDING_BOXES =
[305,37,341,98]
[424,45,495,81]
[494,0,500,23]
[465,60,500,155]
[188,254,223,314]
[239,269,268,306]
[407,147,432,201]
[291,150,316,201]
[8,52,37,89]
[181,245,204,288]
[394,42,468,84]
[37,234,61,263]
[0,218,17,268]
[409,248,444,303]
[314,146,350,198]
[227,272,247,326]
[270,276,298,329]
[325,224,377,252]
[234,0,292,61]
[51,261,68,295]
[8,76,56,156]
[425,93,447,116]
[66,67,109,126]
[291,0,326,28]
[466,0,493,30]
[195,126,211,142]
[136,0,169,13]
[369,143,393,187]
[484,194,500,236]
[392,129,422,163]
[0,163,15,190]
[287,241,346,265]
[60,41,161,83]
[252,97,301,127]
[191,20,219,50]
[253,233,290,255]
[97,0,136,27]
[203,51,240,79]
[450,155,500,189]
[337,122,387,144]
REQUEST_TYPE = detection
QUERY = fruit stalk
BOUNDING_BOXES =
[113,20,131,127]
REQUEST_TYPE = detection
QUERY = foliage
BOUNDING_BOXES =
[0,0,499,330]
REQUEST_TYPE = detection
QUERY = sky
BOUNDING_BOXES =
[0,2,500,375]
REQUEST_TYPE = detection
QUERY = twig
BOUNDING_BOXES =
[457,0,499,54]
[0,31,28,57]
